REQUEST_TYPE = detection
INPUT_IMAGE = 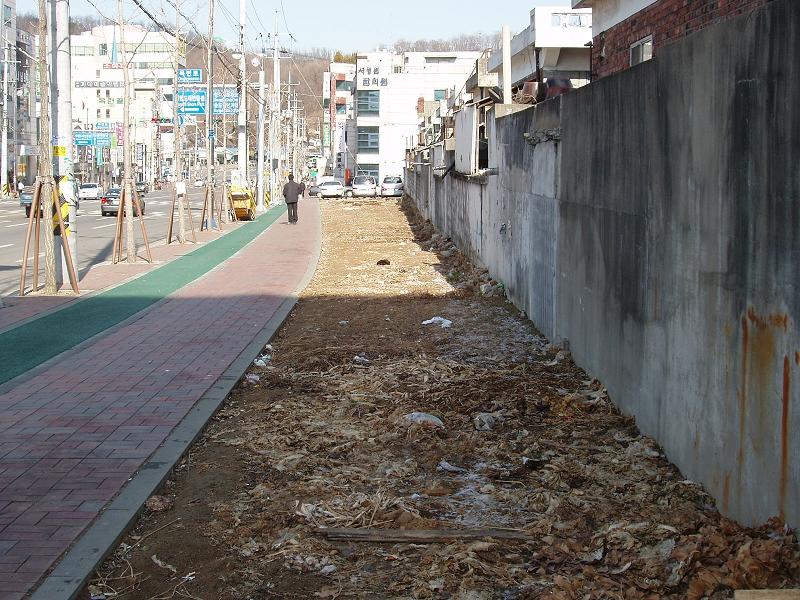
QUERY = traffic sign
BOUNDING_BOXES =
[177,68,203,84]
[177,89,207,115]
[73,131,95,146]
[212,87,239,115]
[208,130,215,139]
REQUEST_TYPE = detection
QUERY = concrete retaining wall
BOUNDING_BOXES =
[405,0,798,527]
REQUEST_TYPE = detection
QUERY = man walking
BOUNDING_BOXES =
[283,173,303,224]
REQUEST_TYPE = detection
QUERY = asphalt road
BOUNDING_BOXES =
[0,185,216,296]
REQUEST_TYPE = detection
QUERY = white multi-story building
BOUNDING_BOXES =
[322,62,356,182]
[69,24,183,186]
[353,51,480,182]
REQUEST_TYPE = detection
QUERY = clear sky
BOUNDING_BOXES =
[49,0,571,53]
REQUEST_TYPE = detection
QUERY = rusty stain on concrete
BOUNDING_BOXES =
[737,314,749,486]
[779,355,791,521]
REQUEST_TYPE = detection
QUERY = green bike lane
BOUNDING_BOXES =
[0,203,285,387]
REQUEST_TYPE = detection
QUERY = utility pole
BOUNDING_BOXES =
[256,41,265,212]
[236,0,247,186]
[205,0,217,227]
[52,0,77,275]
[37,0,56,293]
[1,43,8,197]
[173,0,186,242]
[269,11,280,204]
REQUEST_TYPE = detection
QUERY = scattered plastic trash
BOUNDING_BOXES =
[253,358,268,368]
[339,320,349,326]
[437,460,467,473]
[320,564,337,575]
[353,354,371,366]
[403,412,445,429]
[245,373,261,383]
[422,316,452,328]
[151,554,177,574]
[473,412,505,431]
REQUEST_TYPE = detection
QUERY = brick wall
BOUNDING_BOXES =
[592,0,775,79]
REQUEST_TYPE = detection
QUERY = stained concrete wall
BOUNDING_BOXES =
[405,0,799,527]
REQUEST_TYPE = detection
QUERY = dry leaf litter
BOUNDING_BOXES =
[89,197,799,600]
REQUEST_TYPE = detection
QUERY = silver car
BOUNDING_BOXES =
[351,175,377,197]
[380,176,404,197]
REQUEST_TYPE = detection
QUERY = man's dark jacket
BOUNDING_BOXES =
[283,180,303,204]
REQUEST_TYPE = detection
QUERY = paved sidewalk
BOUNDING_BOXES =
[0,199,320,599]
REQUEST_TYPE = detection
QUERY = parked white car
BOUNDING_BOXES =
[318,180,345,198]
[351,175,377,197]
[78,182,101,199]
[380,176,404,197]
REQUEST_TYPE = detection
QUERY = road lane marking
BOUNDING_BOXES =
[93,223,117,229]
[0,243,13,249]
[4,222,28,228]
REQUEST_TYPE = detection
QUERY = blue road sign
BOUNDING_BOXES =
[73,131,95,146]
[177,89,207,115]
[177,68,203,84]
[212,87,239,115]
[208,130,215,138]
[94,131,112,147]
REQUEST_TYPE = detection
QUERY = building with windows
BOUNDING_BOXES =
[322,62,356,182]
[69,24,183,186]
[1,0,19,190]
[353,51,479,182]
[486,6,592,92]
[574,0,775,79]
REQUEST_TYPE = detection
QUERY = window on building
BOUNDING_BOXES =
[157,78,173,86]
[336,103,347,115]
[393,65,402,74]
[630,35,653,66]
[105,109,111,118]
[105,89,110,97]
[96,70,101,78]
[335,80,352,92]
[3,5,11,22]
[164,93,173,101]
[322,98,330,109]
[99,43,108,56]
[551,12,591,27]
[356,164,380,179]
[73,46,95,56]
[434,89,447,101]
[96,109,101,118]
[357,90,379,115]
[357,126,379,153]
[425,56,456,64]
[96,89,101,97]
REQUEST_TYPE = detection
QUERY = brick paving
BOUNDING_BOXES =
[0,200,319,599]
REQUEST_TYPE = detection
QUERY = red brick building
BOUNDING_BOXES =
[573,0,776,79]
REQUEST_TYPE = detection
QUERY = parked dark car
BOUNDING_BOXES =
[308,184,321,197]
[101,188,146,217]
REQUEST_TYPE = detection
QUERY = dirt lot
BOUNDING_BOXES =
[88,197,799,599]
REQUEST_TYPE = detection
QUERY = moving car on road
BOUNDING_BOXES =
[78,182,101,200]
[194,177,206,187]
[101,188,146,217]
[380,176,404,197]
[351,175,377,197]
[135,181,149,195]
